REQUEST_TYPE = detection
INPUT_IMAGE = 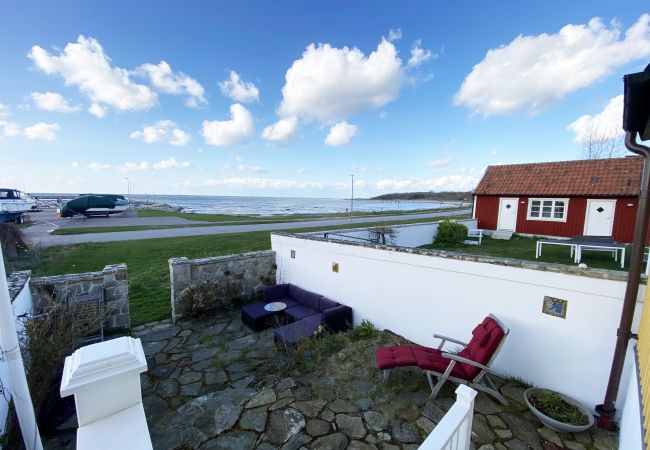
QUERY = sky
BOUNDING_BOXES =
[0,0,649,198]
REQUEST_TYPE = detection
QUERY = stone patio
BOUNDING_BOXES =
[45,309,618,450]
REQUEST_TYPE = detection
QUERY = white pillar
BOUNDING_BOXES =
[0,245,43,450]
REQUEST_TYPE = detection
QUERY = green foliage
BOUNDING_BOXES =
[0,223,29,259]
[529,390,589,426]
[177,281,222,318]
[434,220,468,245]
[353,320,378,340]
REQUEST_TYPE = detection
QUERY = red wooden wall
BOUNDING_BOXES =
[474,195,640,243]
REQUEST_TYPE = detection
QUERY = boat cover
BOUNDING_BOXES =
[61,195,126,217]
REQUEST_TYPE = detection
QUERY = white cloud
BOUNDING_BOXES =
[136,61,206,107]
[262,116,299,145]
[408,40,435,68]
[428,157,453,168]
[153,157,191,170]
[567,95,624,143]
[455,14,650,116]
[0,121,21,137]
[24,122,60,140]
[277,39,404,123]
[30,91,80,113]
[70,162,79,169]
[376,175,477,191]
[130,120,191,146]
[489,149,500,156]
[201,103,254,147]
[324,121,357,146]
[86,162,112,171]
[88,103,106,118]
[0,103,10,118]
[237,164,267,173]
[387,28,402,42]
[202,177,325,190]
[119,161,151,172]
[218,71,259,103]
[28,35,157,112]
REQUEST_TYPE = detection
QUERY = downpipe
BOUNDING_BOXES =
[596,131,650,429]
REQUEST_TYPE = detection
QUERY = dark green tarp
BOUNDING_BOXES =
[61,195,126,217]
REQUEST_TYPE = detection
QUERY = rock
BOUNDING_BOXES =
[270,397,295,411]
[239,406,267,432]
[364,411,388,432]
[376,432,391,441]
[178,329,192,337]
[311,432,348,450]
[472,414,496,445]
[232,374,255,389]
[496,429,513,439]
[380,444,400,450]
[178,370,202,385]
[150,362,177,379]
[475,394,503,415]
[501,384,527,406]
[227,334,257,350]
[537,427,563,448]
[246,388,277,408]
[365,434,378,444]
[501,412,542,450]
[421,402,446,423]
[320,408,335,422]
[348,440,377,450]
[192,359,217,372]
[505,439,531,450]
[180,426,208,448]
[275,377,297,393]
[397,404,420,421]
[477,446,495,450]
[336,414,366,439]
[205,369,228,385]
[390,421,421,444]
[306,419,330,437]
[157,379,178,399]
[564,442,586,450]
[329,398,360,413]
[293,385,312,401]
[593,429,617,450]
[204,323,228,335]
[486,415,507,429]
[190,347,217,362]
[416,416,435,434]
[226,362,250,373]
[201,431,257,449]
[142,395,169,421]
[180,381,202,397]
[281,433,311,450]
[265,408,306,444]
[177,387,254,435]
[139,326,179,343]
[292,399,327,417]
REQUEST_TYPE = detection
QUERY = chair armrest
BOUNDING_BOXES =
[433,334,468,347]
[263,284,288,301]
[441,353,491,372]
[323,305,352,332]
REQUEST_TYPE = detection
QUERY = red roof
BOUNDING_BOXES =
[475,157,643,197]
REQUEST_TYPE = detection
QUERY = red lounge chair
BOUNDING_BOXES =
[375,314,510,404]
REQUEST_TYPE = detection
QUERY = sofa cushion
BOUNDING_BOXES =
[274,318,321,347]
[288,284,321,310]
[285,304,319,321]
[264,284,288,301]
[319,297,338,312]
[241,301,275,331]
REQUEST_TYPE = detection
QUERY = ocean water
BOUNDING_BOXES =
[129,194,459,216]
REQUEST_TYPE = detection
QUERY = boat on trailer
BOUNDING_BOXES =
[0,189,35,223]
[60,194,128,218]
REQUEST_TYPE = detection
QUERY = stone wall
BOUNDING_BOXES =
[169,251,276,321]
[30,263,130,330]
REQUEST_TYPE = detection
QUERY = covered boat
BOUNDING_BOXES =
[0,189,35,222]
[61,194,128,218]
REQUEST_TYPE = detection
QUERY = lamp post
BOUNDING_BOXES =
[350,174,354,213]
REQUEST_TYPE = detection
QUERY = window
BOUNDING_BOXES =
[527,198,568,222]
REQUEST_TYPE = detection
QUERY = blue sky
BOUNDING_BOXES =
[0,1,648,198]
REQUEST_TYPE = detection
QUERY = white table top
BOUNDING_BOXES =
[264,301,287,312]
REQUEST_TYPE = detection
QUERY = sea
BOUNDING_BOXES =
[128,194,460,216]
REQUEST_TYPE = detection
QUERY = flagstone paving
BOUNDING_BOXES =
[44,309,618,449]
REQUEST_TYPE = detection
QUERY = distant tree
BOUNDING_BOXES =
[368,224,398,245]
[580,121,625,159]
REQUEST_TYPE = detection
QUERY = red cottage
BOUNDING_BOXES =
[473,157,644,243]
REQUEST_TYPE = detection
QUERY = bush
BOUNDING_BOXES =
[353,319,377,340]
[0,223,28,258]
[177,281,221,317]
[434,220,468,245]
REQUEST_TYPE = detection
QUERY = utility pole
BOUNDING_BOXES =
[350,174,354,213]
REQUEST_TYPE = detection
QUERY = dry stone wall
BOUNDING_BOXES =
[169,251,276,322]
[30,263,130,330]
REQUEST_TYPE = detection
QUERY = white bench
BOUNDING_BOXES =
[464,229,483,245]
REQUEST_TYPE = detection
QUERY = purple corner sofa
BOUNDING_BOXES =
[241,283,352,346]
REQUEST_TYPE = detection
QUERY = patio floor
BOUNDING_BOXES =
[45,309,618,450]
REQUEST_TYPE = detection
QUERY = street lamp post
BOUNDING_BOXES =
[350,174,354,213]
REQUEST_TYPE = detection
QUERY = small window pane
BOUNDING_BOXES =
[543,200,553,207]
[553,211,564,218]
[531,200,541,208]
[555,201,565,208]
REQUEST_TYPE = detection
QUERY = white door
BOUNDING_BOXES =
[497,197,519,231]
[584,199,616,236]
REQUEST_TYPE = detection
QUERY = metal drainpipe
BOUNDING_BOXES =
[595,130,650,430]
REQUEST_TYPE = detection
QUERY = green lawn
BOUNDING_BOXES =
[32,214,469,326]
[420,235,630,271]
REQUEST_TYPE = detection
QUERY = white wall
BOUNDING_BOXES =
[306,218,478,248]
[618,344,643,450]
[272,234,644,409]
[0,278,33,436]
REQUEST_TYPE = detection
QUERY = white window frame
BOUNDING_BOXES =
[526,198,569,222]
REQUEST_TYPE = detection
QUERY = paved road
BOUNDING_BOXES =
[26,208,471,247]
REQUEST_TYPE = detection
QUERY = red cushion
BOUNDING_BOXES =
[459,317,505,379]
[412,346,469,379]
[375,346,417,370]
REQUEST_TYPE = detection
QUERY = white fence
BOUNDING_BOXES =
[420,385,477,450]
[306,219,478,248]
[0,274,34,437]
[271,233,644,409]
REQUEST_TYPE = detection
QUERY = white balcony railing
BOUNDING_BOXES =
[419,385,477,450]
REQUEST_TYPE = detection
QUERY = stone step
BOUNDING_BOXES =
[492,230,513,240]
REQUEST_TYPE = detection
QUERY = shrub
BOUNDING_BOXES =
[434,220,468,245]
[353,319,377,340]
[177,281,221,317]
[0,223,28,258]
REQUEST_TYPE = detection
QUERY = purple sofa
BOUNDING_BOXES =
[240,283,352,345]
